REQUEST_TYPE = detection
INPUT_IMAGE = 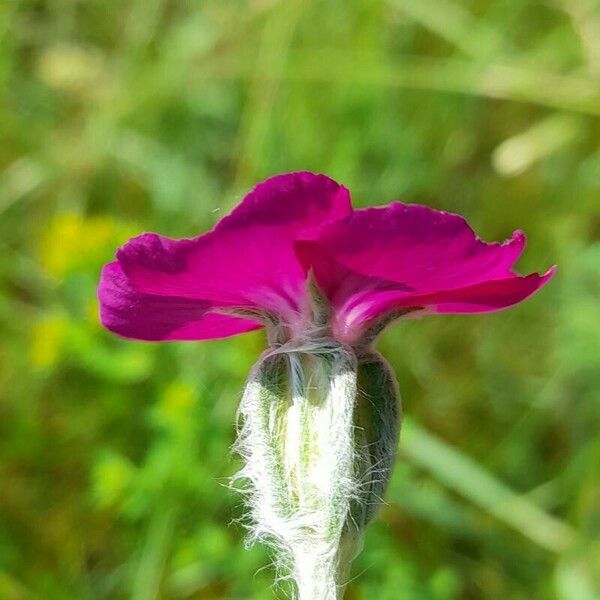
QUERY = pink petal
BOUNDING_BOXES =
[427,267,556,314]
[295,203,553,342]
[117,172,351,322]
[299,203,526,291]
[342,268,556,332]
[99,262,262,341]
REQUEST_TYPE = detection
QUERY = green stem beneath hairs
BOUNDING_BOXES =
[233,340,401,599]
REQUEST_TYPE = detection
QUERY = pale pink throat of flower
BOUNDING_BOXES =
[98,171,555,345]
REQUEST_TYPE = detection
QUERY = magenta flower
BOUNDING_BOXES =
[98,172,554,599]
[99,172,554,345]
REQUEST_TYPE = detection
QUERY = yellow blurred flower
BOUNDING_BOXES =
[86,297,101,327]
[41,212,135,278]
[30,314,69,368]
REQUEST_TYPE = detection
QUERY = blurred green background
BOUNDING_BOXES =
[1,0,599,598]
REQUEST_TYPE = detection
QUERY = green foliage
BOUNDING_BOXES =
[1,0,599,598]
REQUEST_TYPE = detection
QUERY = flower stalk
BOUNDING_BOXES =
[233,325,401,599]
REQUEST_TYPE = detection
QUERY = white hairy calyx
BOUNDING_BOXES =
[232,286,401,599]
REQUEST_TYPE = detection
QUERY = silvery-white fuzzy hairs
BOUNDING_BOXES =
[232,336,401,600]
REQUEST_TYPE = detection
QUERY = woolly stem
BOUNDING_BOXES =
[233,339,400,599]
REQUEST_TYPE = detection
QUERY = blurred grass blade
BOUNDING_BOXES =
[492,114,586,177]
[389,0,509,59]
[0,159,48,216]
[555,556,600,600]
[0,571,31,600]
[234,0,304,184]
[209,51,600,116]
[132,506,176,600]
[400,418,577,553]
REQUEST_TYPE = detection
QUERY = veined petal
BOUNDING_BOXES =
[296,202,553,343]
[99,262,262,341]
[426,267,556,313]
[116,172,351,322]
[339,268,556,339]
[299,203,526,292]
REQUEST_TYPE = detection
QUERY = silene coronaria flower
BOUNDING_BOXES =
[98,172,555,600]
